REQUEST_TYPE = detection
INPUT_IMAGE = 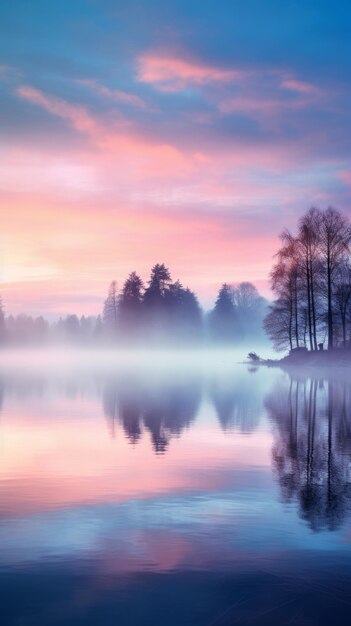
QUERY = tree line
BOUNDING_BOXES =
[0,299,102,345]
[264,207,351,351]
[103,263,266,345]
[0,265,266,346]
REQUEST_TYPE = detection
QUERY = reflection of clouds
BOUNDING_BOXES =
[266,374,351,532]
[0,482,306,570]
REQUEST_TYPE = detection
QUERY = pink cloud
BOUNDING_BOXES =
[338,170,351,186]
[281,78,319,95]
[0,147,98,195]
[14,79,319,187]
[215,71,323,124]
[15,84,195,177]
[0,192,279,315]
[17,85,99,136]
[219,96,285,115]
[6,75,341,316]
[219,92,316,117]
[137,53,240,91]
[77,78,147,108]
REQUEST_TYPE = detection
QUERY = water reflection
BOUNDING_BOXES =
[1,355,351,624]
[0,361,266,452]
[103,371,202,453]
[209,369,262,433]
[266,374,351,531]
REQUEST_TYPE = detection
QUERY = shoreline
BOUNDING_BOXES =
[253,348,351,372]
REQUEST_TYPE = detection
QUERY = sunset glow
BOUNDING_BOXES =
[1,2,350,316]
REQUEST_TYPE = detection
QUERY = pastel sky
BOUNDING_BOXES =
[1,0,351,316]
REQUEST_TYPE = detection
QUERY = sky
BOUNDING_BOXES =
[1,0,351,317]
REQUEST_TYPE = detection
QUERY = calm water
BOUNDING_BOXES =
[1,351,351,625]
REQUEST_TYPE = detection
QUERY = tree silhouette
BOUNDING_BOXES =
[143,263,172,306]
[319,207,351,350]
[141,264,172,340]
[118,272,144,341]
[298,208,322,351]
[209,283,236,343]
[265,206,351,351]
[264,298,295,351]
[165,280,203,343]
[103,280,119,338]
[231,282,266,340]
[210,369,261,433]
[0,264,268,347]
[334,259,351,346]
[102,372,201,453]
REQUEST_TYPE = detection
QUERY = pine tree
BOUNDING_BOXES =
[103,281,119,337]
[209,283,236,343]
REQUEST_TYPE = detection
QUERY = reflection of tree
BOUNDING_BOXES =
[103,373,202,454]
[266,374,351,531]
[210,372,262,433]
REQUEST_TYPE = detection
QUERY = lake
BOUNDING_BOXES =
[1,350,351,625]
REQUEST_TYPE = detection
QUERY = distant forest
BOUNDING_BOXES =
[0,265,267,346]
[265,207,351,352]
[2,206,350,351]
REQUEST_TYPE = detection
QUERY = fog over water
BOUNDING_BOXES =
[1,349,351,625]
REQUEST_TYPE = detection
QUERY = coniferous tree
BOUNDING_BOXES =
[103,280,119,338]
[165,281,203,343]
[118,272,144,340]
[209,283,236,343]
[143,264,172,307]
[143,264,172,340]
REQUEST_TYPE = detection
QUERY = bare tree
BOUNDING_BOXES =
[334,260,351,347]
[264,298,294,351]
[297,207,322,351]
[265,207,351,352]
[319,208,351,350]
[270,233,303,349]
